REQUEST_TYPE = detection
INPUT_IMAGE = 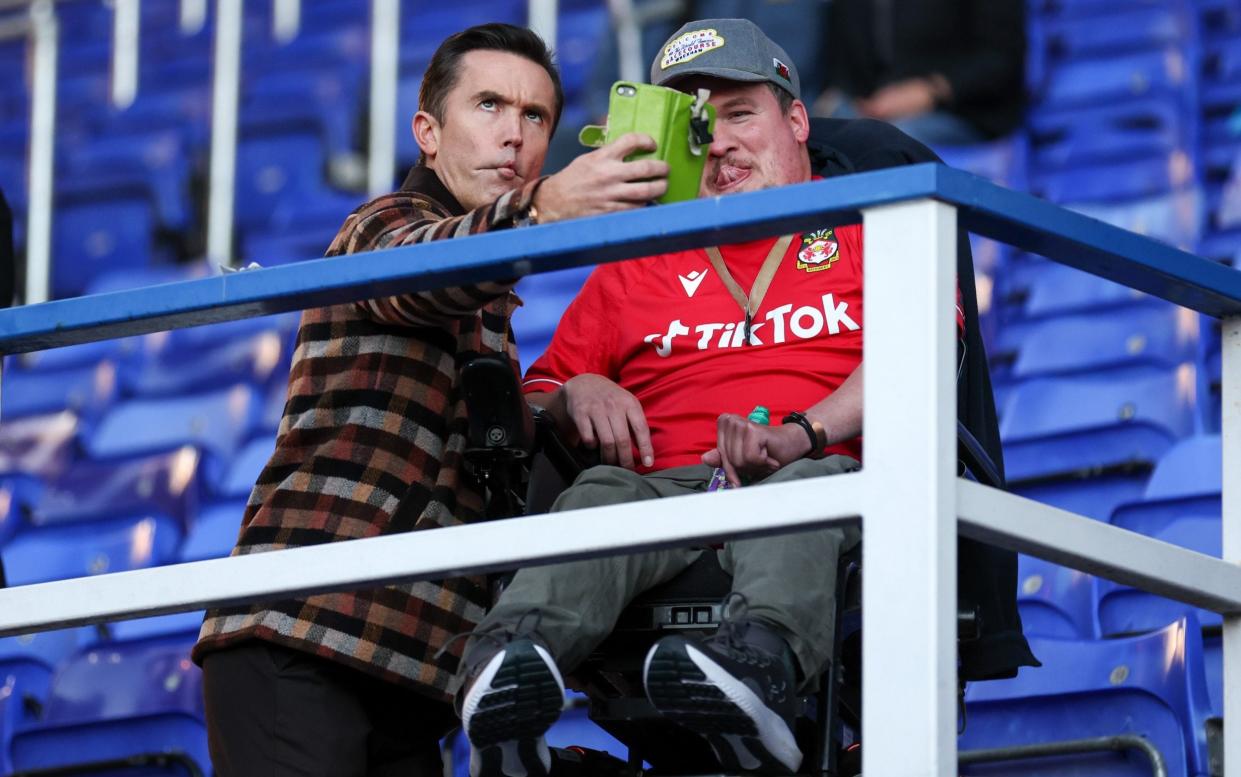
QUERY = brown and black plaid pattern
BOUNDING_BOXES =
[193,167,542,703]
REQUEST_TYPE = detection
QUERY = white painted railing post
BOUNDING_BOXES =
[367,0,400,198]
[205,0,243,268]
[25,0,57,305]
[861,200,959,776]
[1222,315,1241,777]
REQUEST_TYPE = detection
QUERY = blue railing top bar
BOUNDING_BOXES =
[1,164,1238,354]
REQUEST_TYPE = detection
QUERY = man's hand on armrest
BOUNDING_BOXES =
[527,373,654,470]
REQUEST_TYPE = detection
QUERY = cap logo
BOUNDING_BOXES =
[773,58,791,83]
[660,28,725,69]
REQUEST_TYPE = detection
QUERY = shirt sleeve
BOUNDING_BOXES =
[522,263,624,393]
[329,177,544,328]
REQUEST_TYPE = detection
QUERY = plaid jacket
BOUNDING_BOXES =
[193,166,541,703]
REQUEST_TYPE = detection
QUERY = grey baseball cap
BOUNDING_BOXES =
[650,18,800,100]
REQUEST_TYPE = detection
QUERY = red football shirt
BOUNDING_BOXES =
[524,223,870,471]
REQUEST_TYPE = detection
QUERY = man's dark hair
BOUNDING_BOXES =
[767,83,795,115]
[418,23,564,140]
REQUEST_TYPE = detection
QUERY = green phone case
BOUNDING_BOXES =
[579,82,716,204]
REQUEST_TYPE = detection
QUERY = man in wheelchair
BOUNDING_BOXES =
[453,20,1038,777]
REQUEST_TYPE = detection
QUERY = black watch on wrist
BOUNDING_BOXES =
[782,411,827,459]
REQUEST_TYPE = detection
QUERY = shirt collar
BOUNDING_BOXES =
[400,165,466,216]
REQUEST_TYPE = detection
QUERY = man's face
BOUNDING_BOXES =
[678,78,810,197]
[414,49,557,210]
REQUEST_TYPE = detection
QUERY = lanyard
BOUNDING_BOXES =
[704,234,795,345]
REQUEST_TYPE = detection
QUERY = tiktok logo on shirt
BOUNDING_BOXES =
[642,293,860,357]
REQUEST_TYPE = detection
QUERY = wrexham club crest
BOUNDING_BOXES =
[796,229,840,272]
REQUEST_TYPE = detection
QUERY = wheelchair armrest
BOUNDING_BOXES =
[532,405,597,485]
[957,420,1003,489]
[462,356,535,462]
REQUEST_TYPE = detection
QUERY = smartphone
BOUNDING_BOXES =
[579,81,716,204]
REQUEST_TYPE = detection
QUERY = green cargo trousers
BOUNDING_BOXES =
[465,455,861,684]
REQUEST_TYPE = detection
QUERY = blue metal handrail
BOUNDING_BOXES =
[1,163,1238,355]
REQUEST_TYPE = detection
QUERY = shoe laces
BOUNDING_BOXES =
[708,592,775,669]
[434,608,545,670]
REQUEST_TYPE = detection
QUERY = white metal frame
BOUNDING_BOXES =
[0,198,1237,775]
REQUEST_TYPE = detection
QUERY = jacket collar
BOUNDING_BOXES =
[400,164,466,216]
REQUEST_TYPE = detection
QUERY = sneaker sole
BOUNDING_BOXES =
[644,639,802,774]
[463,642,565,777]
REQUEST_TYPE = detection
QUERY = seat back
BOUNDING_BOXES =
[962,617,1213,777]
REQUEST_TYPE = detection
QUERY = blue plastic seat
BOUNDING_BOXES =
[52,179,163,299]
[1001,369,1196,484]
[1069,188,1203,249]
[83,384,259,464]
[938,138,1026,188]
[243,229,338,266]
[1016,555,1097,640]
[179,500,245,562]
[120,328,289,398]
[1020,263,1163,319]
[512,265,592,368]
[234,122,332,234]
[8,634,208,777]
[1041,49,1189,107]
[0,410,81,481]
[61,128,193,232]
[1030,153,1193,204]
[218,438,273,500]
[1029,98,1188,169]
[11,337,141,373]
[1111,434,1221,538]
[1036,4,1189,62]
[1010,304,1198,379]
[1,512,182,586]
[1013,474,1151,522]
[960,617,1213,777]
[0,361,118,421]
[33,446,204,530]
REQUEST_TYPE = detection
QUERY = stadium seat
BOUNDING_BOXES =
[83,383,259,465]
[217,438,273,500]
[234,113,333,234]
[32,446,204,530]
[1016,555,1098,640]
[1029,98,1188,169]
[1000,368,1197,484]
[52,177,164,299]
[1009,303,1198,378]
[8,634,209,777]
[119,327,288,398]
[960,617,1214,777]
[11,336,141,373]
[0,411,80,481]
[178,500,245,563]
[1041,49,1189,108]
[0,361,118,421]
[1110,434,1221,538]
[512,265,593,369]
[1030,153,1193,204]
[1,512,182,586]
[61,128,194,232]
[0,650,53,775]
[1019,263,1153,319]
[1069,188,1203,250]
[1036,4,1189,62]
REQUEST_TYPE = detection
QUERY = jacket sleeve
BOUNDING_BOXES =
[330,177,544,328]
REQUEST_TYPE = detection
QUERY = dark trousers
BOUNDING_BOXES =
[202,640,456,777]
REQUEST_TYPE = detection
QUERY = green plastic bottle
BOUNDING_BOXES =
[707,405,769,491]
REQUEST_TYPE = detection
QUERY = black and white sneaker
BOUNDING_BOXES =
[461,638,566,777]
[643,626,803,774]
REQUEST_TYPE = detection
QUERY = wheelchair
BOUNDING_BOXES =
[460,356,1002,777]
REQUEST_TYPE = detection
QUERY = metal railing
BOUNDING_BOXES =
[0,163,1236,776]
